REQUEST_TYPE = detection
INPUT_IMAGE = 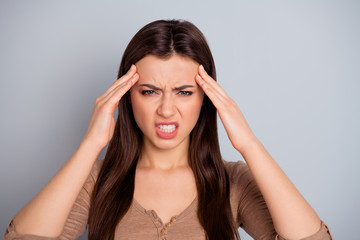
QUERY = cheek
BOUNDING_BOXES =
[192,91,204,112]
[180,96,204,124]
[193,93,205,121]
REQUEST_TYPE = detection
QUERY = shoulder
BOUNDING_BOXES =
[222,159,251,183]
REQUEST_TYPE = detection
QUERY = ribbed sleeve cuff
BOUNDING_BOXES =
[3,219,59,240]
[276,220,333,240]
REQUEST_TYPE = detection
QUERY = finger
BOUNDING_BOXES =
[195,74,227,109]
[198,65,229,99]
[100,73,139,105]
[101,64,138,98]
[196,72,228,104]
[106,64,137,95]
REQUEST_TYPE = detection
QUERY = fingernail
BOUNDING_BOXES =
[130,64,135,71]
[200,65,204,71]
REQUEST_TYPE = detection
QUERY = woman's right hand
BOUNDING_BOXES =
[8,68,139,237]
[83,64,139,150]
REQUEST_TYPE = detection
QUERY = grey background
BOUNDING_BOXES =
[1,0,359,239]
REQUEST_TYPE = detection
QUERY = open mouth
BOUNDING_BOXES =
[157,124,177,133]
[155,122,179,139]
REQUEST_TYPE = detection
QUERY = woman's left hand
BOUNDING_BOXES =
[195,65,257,154]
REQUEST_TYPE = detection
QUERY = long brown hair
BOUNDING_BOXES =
[88,19,240,240]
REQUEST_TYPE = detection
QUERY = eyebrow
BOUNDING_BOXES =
[139,84,195,91]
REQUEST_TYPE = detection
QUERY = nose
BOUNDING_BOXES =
[156,94,176,118]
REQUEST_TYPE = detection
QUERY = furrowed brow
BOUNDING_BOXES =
[139,84,195,91]
[139,84,162,91]
[173,85,195,91]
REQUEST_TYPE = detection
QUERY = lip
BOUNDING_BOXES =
[155,121,179,139]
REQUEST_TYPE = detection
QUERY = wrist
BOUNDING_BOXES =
[237,135,262,156]
[79,138,103,157]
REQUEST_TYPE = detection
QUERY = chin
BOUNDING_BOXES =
[144,133,189,151]
[152,139,182,150]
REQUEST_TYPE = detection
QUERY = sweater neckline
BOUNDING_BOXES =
[132,195,198,224]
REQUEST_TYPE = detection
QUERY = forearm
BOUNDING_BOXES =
[240,138,321,239]
[12,139,102,237]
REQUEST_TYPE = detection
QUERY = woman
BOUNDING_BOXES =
[4,19,332,240]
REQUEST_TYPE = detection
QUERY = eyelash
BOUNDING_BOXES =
[141,90,156,95]
[179,91,193,96]
[141,90,193,96]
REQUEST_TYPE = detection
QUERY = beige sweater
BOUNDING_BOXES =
[4,159,332,240]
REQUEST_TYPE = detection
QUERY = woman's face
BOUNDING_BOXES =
[130,54,204,150]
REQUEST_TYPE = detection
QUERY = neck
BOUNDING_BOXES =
[137,136,190,170]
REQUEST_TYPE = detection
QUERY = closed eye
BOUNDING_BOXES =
[178,91,193,96]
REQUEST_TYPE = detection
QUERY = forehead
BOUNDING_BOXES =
[134,54,199,86]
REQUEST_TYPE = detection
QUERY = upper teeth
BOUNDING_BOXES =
[158,124,176,133]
